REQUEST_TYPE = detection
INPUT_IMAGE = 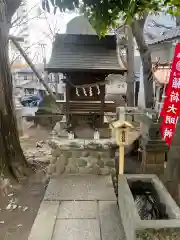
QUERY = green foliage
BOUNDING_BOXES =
[165,0,180,16]
[42,0,180,35]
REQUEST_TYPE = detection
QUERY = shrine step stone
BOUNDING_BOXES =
[44,175,116,201]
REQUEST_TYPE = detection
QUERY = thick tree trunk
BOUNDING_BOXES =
[126,25,135,107]
[0,0,31,180]
[132,20,154,108]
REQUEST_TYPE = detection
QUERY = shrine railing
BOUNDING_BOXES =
[56,100,117,115]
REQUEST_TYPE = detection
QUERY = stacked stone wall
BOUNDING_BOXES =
[48,139,117,178]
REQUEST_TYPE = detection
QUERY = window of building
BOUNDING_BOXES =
[24,76,28,80]
[27,88,34,95]
[55,76,60,84]
[59,94,65,100]
[16,55,21,61]
[117,83,125,88]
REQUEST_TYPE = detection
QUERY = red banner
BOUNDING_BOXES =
[160,43,180,146]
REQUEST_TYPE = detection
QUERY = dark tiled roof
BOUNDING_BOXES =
[46,34,126,73]
[148,27,180,45]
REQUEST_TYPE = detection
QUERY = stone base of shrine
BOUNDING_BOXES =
[140,151,166,176]
[48,139,118,177]
[53,119,112,139]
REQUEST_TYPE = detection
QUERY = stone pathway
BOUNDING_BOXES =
[28,175,126,240]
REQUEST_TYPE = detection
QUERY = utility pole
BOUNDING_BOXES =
[126,25,135,107]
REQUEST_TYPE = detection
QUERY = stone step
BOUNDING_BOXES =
[44,175,116,201]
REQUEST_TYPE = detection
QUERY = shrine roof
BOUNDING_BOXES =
[46,34,127,74]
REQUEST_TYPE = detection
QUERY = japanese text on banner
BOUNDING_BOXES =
[160,43,180,146]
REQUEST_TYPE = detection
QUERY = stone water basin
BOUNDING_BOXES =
[118,174,180,240]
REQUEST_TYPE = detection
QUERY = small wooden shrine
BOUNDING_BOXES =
[46,33,126,135]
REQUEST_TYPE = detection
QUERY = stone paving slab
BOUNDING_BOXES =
[52,219,101,240]
[44,175,116,201]
[57,201,98,219]
[99,201,126,240]
[28,201,59,240]
[28,175,126,240]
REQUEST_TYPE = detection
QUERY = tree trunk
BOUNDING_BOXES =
[126,25,135,107]
[176,16,180,27]
[0,0,31,180]
[132,20,154,108]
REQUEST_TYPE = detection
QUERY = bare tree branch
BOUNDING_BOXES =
[11,2,39,27]
[11,13,44,36]
[12,12,43,29]
[10,35,57,102]
[31,52,39,63]
[40,30,54,42]
[43,11,54,39]
[10,32,53,65]
[53,18,58,37]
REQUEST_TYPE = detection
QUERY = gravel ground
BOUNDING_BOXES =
[0,121,50,240]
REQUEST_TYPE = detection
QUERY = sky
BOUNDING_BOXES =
[28,0,78,62]
[10,0,78,64]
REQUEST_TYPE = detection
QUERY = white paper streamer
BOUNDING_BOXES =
[94,130,100,140]
[96,85,100,95]
[83,87,87,96]
[89,87,93,96]
[76,87,80,96]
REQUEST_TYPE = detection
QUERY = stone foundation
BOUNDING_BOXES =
[141,151,166,175]
[139,115,168,176]
[48,139,118,177]
[53,120,112,139]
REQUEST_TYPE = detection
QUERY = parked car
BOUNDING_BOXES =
[20,95,43,107]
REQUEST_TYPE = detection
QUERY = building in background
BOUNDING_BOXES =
[12,64,65,100]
